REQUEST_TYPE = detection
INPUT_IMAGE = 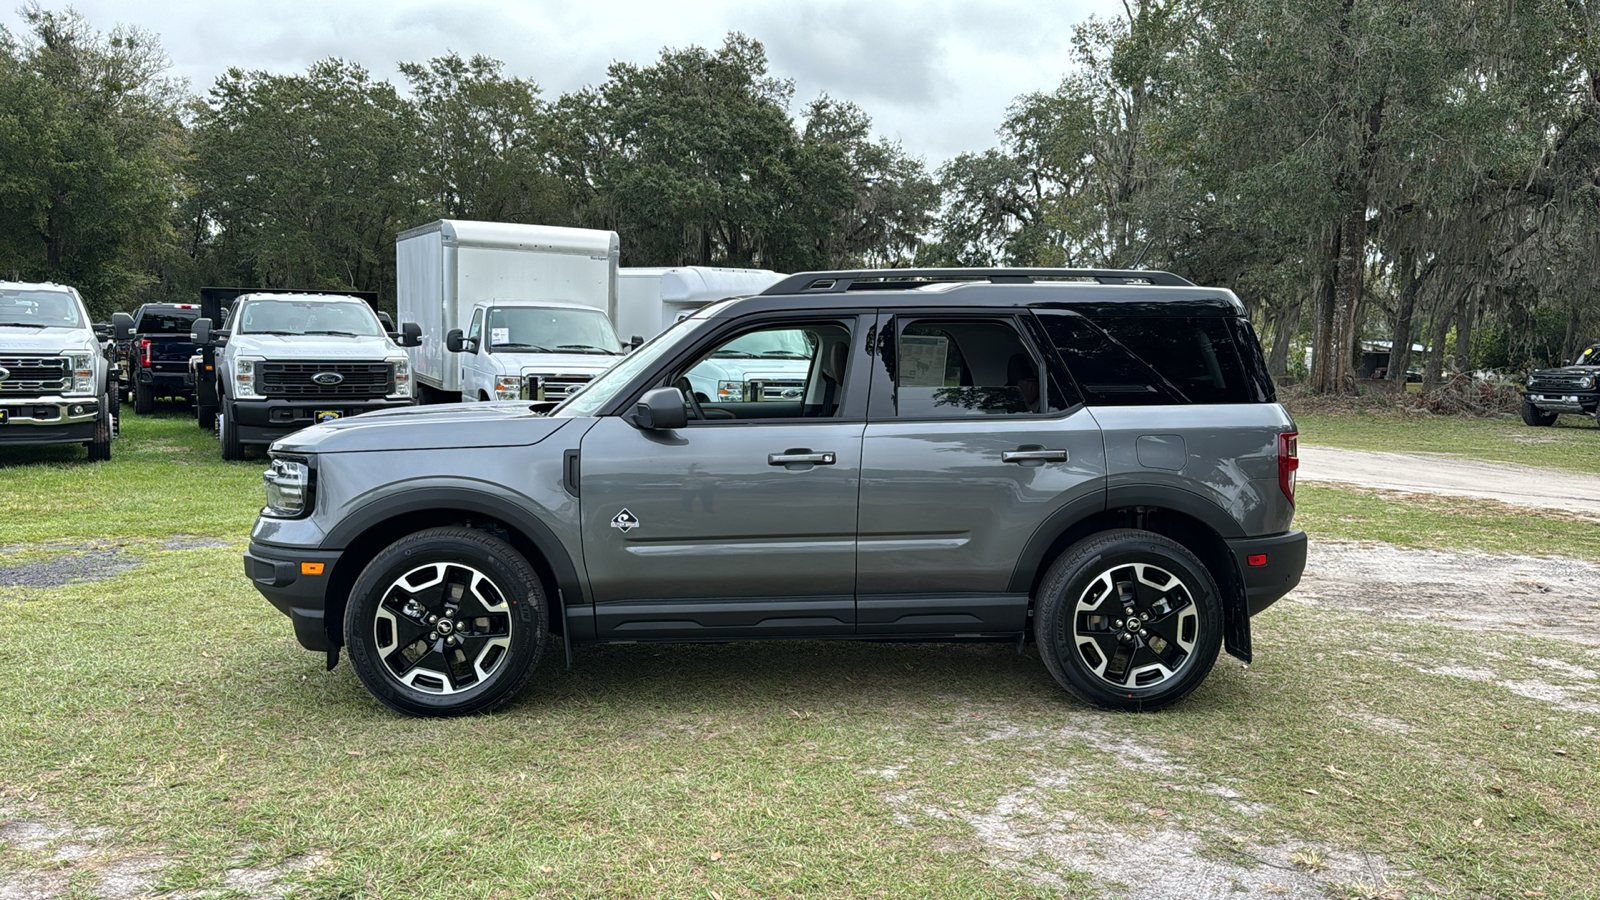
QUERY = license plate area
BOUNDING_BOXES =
[0,409,8,424]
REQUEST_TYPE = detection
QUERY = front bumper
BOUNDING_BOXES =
[0,397,100,446]
[231,397,415,445]
[1227,530,1307,615]
[1523,391,1599,415]
[245,541,343,651]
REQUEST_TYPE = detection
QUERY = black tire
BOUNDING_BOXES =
[1520,400,1557,426]
[1034,529,1223,711]
[86,394,113,461]
[344,526,547,717]
[196,405,216,430]
[133,380,155,414]
[219,402,244,461]
[107,384,121,439]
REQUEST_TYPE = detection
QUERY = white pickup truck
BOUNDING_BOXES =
[0,281,120,460]
[445,299,622,401]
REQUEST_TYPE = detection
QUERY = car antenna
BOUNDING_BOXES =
[1132,238,1155,269]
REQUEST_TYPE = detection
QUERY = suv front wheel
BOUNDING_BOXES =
[344,527,547,716]
[1034,529,1223,711]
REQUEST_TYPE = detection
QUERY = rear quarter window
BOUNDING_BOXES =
[1041,313,1266,405]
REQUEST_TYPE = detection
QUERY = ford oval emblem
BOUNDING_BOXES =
[0,366,9,382]
[312,372,344,385]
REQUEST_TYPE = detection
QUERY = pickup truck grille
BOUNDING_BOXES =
[1529,373,1594,393]
[522,374,592,401]
[748,377,806,401]
[258,361,393,398]
[0,355,69,397]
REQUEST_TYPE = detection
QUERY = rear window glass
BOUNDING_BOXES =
[1041,314,1256,405]
[136,311,198,334]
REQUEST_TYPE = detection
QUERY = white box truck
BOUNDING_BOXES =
[397,220,624,403]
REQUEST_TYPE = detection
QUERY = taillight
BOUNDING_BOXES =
[1278,431,1299,505]
[139,339,152,368]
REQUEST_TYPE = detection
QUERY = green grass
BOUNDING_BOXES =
[1298,483,1600,561]
[1295,409,1600,474]
[1,414,1598,898]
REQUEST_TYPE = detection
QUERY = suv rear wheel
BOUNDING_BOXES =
[1034,529,1222,711]
[344,527,547,717]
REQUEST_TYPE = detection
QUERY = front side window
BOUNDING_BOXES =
[236,299,383,336]
[467,309,483,345]
[485,306,620,355]
[675,322,851,421]
[884,319,1048,418]
[552,316,712,418]
[0,289,83,328]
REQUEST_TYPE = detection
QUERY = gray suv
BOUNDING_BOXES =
[245,269,1306,716]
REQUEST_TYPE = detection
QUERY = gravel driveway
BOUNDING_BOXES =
[1299,444,1600,516]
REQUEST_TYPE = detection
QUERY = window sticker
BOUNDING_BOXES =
[491,327,511,345]
[900,335,950,386]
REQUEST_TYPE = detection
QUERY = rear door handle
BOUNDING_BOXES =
[769,450,836,466]
[1001,448,1068,464]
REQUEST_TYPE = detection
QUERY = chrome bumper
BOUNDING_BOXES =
[0,396,101,425]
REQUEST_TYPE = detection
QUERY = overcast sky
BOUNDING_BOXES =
[3,0,1125,167]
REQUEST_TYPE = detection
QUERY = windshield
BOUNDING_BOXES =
[1579,347,1600,366]
[0,289,83,328]
[710,328,812,359]
[486,306,621,354]
[552,316,711,418]
[137,311,198,334]
[236,299,383,336]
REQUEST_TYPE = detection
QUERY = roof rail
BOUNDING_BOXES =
[761,267,1195,295]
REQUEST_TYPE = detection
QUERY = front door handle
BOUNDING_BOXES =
[769,450,836,466]
[1001,448,1068,464]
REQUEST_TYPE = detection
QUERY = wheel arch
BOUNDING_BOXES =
[1011,487,1253,663]
[318,489,585,650]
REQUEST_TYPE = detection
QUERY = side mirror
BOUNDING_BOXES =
[446,328,476,353]
[191,318,213,345]
[399,322,422,348]
[377,311,395,331]
[630,335,645,350]
[1563,359,1572,366]
[627,387,688,431]
[93,322,112,339]
[112,312,133,341]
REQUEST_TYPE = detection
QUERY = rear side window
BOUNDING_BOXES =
[1041,313,1258,405]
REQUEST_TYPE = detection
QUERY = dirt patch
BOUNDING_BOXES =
[1300,446,1600,516]
[0,811,323,899]
[1294,540,1600,646]
[159,536,233,552]
[0,549,140,589]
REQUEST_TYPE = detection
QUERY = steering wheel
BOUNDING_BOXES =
[674,377,707,421]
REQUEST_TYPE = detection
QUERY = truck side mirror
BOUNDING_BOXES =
[399,322,422,348]
[93,322,112,339]
[627,387,688,431]
[191,318,213,345]
[445,328,476,353]
[112,312,133,341]
[630,335,644,351]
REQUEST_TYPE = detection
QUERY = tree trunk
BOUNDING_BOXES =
[1308,229,1339,393]
[1328,191,1369,394]
[1422,296,1456,391]
[1454,290,1479,375]
[1386,252,1421,381]
[1267,297,1302,379]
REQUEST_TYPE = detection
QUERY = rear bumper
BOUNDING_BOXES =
[245,541,343,652]
[1227,530,1306,615]
[231,397,415,445]
[137,369,195,390]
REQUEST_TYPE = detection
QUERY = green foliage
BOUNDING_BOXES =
[0,4,184,318]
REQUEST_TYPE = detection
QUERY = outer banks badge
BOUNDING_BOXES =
[610,508,641,533]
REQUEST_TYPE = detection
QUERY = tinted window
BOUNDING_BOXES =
[887,319,1046,417]
[136,310,198,334]
[1041,313,1255,406]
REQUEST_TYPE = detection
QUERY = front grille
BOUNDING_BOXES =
[258,361,393,398]
[749,378,805,401]
[0,355,69,397]
[522,374,593,401]
[1530,373,1594,392]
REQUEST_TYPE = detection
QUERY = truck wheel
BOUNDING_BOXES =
[86,396,113,462]
[108,386,121,439]
[196,404,216,430]
[1520,400,1557,427]
[1033,529,1222,711]
[344,527,548,717]
[219,405,244,461]
[133,380,155,415]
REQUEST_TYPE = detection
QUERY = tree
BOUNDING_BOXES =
[0,4,184,317]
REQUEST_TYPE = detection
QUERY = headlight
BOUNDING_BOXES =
[389,356,412,398]
[262,456,313,518]
[1582,377,1595,390]
[716,379,744,401]
[494,375,521,400]
[64,352,95,395]
[234,356,263,399]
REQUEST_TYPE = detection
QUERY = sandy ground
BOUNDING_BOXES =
[1299,444,1600,515]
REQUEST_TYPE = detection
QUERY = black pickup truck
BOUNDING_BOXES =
[120,303,204,414]
[1522,344,1600,426]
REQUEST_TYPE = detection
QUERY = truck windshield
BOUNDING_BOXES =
[552,316,710,418]
[486,307,621,354]
[236,299,383,336]
[710,328,812,359]
[0,290,82,328]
